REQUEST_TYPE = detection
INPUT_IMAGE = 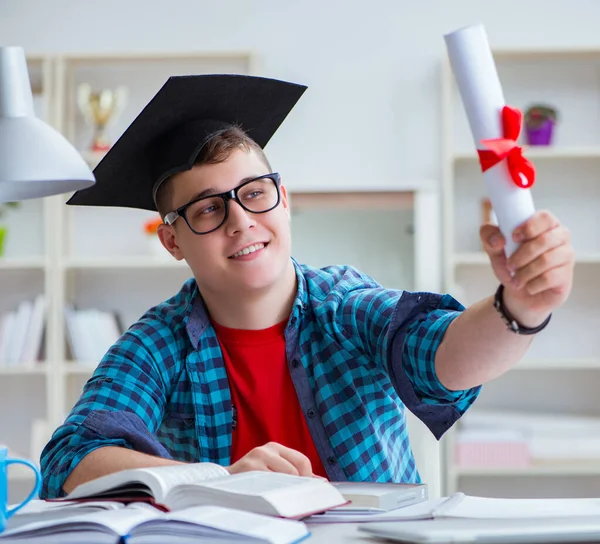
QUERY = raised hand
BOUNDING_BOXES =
[480,210,575,326]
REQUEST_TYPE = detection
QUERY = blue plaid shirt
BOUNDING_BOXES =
[40,260,480,498]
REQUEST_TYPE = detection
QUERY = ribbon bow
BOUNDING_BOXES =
[477,106,536,189]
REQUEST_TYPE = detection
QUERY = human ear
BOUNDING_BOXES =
[280,184,290,217]
[157,223,185,260]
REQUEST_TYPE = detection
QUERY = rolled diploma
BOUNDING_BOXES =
[444,24,535,257]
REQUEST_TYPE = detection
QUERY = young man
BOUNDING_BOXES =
[40,75,574,498]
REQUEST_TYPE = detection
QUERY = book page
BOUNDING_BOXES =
[1,506,158,538]
[6,500,126,531]
[442,495,600,519]
[140,463,228,492]
[68,462,227,503]
[195,471,312,495]
[165,505,308,541]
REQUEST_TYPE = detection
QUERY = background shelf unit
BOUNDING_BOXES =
[2,52,442,503]
[441,48,600,498]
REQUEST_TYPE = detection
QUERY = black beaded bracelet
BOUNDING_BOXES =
[493,284,552,335]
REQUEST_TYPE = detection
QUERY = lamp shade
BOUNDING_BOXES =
[0,46,95,201]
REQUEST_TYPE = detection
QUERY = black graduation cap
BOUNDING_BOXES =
[67,74,307,211]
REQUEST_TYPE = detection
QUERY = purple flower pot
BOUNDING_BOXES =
[525,119,555,146]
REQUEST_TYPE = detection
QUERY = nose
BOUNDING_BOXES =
[224,199,256,236]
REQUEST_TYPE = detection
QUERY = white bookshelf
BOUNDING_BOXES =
[2,52,442,501]
[441,48,600,498]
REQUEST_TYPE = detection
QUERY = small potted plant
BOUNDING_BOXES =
[524,104,558,146]
[0,202,20,258]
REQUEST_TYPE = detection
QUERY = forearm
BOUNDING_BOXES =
[62,446,185,494]
[435,294,546,391]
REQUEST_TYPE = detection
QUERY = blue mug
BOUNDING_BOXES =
[0,447,42,533]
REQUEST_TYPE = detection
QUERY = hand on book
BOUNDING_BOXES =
[226,442,325,479]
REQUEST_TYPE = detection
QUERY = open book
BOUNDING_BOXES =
[0,503,309,544]
[66,465,347,519]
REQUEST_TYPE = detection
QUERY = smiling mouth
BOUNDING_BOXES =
[228,242,268,259]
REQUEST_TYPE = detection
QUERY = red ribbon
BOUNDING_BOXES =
[477,106,536,189]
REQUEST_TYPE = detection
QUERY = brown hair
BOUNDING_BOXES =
[155,125,272,217]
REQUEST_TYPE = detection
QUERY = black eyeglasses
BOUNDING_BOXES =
[164,173,282,235]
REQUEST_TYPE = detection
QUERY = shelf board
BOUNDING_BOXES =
[453,252,489,266]
[64,257,190,270]
[574,253,600,263]
[0,364,47,375]
[454,252,600,266]
[515,358,600,370]
[63,363,97,376]
[492,48,600,61]
[0,257,46,270]
[453,464,600,477]
[452,146,600,162]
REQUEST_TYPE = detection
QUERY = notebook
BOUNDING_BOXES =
[359,516,600,544]
[308,493,600,524]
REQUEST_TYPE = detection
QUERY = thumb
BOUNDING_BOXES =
[480,224,511,284]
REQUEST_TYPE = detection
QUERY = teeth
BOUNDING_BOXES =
[232,243,265,258]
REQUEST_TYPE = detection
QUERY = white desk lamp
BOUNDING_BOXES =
[0,46,95,201]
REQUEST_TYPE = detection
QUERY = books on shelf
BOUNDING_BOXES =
[65,464,348,519]
[0,295,46,366]
[1,503,310,544]
[456,410,600,469]
[64,305,123,363]
[455,429,530,468]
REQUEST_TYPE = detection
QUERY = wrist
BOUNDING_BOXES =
[493,284,552,335]
[501,288,551,328]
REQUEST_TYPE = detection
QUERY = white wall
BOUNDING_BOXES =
[2,0,600,191]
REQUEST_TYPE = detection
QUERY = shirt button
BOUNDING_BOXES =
[307,408,317,418]
[291,359,300,368]
[327,456,337,465]
[290,316,297,325]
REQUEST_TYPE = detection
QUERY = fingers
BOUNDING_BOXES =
[479,209,573,312]
[265,443,313,477]
[480,224,506,257]
[508,223,569,273]
[512,210,560,244]
[525,265,572,297]
[480,224,512,284]
[263,453,304,475]
[506,210,574,297]
[510,243,573,292]
[227,442,314,478]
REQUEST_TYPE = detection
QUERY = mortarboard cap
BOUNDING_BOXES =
[67,74,307,211]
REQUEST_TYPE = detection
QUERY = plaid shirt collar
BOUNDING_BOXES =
[185,257,307,348]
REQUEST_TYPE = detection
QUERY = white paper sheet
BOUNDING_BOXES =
[444,23,536,257]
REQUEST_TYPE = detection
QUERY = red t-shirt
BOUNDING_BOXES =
[212,318,328,478]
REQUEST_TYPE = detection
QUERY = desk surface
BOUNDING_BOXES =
[307,522,372,543]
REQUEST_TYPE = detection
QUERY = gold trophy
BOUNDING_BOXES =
[77,83,127,152]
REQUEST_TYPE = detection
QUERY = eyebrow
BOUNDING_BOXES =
[188,175,263,201]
